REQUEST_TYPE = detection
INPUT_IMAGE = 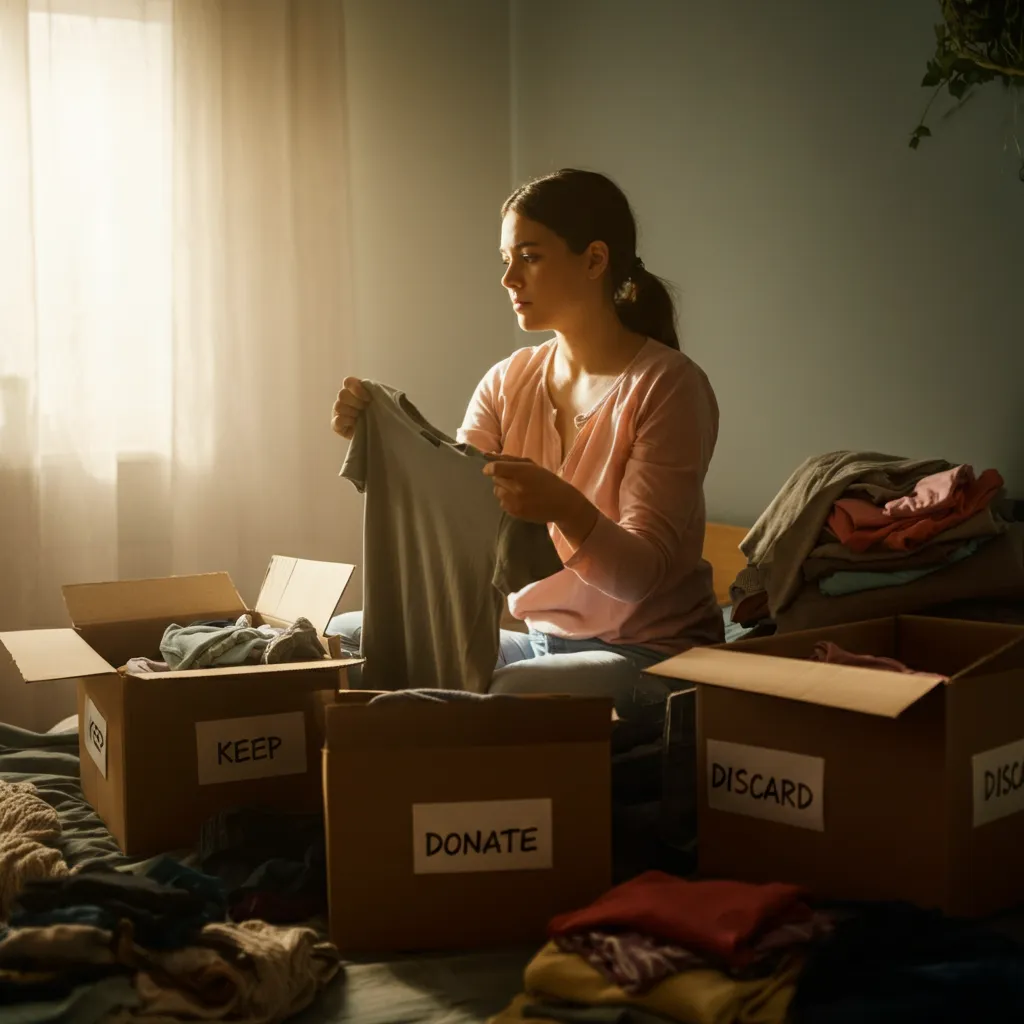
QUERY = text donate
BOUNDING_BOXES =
[413,798,553,875]
[706,738,825,832]
[426,827,539,858]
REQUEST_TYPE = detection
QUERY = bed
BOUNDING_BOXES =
[703,522,748,608]
[13,523,750,1024]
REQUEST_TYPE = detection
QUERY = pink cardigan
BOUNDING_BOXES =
[458,337,723,653]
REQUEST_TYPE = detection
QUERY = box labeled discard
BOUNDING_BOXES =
[0,556,357,856]
[322,692,613,953]
[648,615,1024,917]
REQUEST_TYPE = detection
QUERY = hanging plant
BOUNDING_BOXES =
[910,0,1024,179]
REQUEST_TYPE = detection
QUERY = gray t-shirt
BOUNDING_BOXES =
[340,382,563,692]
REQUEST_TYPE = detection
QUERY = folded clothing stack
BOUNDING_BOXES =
[491,871,1024,1024]
[730,452,1024,634]
[492,871,825,1023]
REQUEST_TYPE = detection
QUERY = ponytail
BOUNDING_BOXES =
[613,262,679,350]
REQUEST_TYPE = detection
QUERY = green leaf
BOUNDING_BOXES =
[949,77,969,99]
[909,124,932,149]
[922,63,943,87]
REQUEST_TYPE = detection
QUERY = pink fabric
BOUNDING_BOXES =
[827,468,1003,554]
[883,465,973,518]
[457,338,721,653]
[811,641,946,679]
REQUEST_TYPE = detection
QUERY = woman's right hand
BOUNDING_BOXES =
[331,377,370,439]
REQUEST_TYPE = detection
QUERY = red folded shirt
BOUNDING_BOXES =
[547,871,809,969]
[828,467,1003,554]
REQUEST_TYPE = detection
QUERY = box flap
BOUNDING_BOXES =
[256,557,354,633]
[129,658,353,681]
[0,629,115,683]
[955,631,1024,682]
[647,647,944,718]
[63,573,246,627]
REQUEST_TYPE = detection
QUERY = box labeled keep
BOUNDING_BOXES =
[648,615,1024,917]
[0,556,358,855]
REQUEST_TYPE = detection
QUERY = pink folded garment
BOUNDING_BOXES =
[883,465,972,518]
[811,641,946,679]
[828,468,1004,553]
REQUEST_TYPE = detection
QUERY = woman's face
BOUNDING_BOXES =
[499,212,604,332]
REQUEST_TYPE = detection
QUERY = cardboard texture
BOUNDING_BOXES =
[322,693,613,954]
[0,558,357,856]
[649,615,1024,917]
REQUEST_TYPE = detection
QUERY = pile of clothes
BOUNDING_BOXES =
[0,776,339,1023]
[0,862,340,1024]
[731,452,1024,633]
[122,614,326,673]
[491,871,1024,1024]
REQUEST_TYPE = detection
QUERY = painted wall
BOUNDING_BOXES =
[338,0,515,608]
[510,0,1024,524]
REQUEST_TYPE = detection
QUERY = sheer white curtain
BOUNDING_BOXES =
[0,0,356,726]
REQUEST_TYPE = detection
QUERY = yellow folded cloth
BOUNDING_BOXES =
[489,942,800,1024]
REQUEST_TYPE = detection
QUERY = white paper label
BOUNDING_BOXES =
[707,738,824,832]
[972,737,1024,827]
[412,798,553,875]
[84,697,108,779]
[194,711,307,786]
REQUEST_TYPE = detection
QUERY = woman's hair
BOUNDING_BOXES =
[501,168,679,350]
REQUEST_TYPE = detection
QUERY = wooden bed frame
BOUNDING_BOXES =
[703,522,749,605]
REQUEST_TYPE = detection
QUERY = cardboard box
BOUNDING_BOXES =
[322,692,613,953]
[648,615,1024,917]
[0,556,357,856]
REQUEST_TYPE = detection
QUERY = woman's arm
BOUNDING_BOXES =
[562,369,719,604]
[456,362,505,453]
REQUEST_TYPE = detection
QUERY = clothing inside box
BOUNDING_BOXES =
[77,609,316,672]
[726,615,1024,678]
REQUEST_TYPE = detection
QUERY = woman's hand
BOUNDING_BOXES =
[483,456,599,542]
[331,378,370,439]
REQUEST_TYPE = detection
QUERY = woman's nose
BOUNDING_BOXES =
[501,262,521,289]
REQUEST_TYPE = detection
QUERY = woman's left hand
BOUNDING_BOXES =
[483,456,597,536]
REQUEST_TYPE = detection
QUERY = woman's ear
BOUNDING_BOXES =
[585,240,610,280]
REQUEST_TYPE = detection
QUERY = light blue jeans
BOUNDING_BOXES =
[326,611,677,719]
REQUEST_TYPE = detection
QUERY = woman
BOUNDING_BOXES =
[330,169,722,714]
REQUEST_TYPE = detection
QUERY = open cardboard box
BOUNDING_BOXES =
[0,556,358,856]
[321,690,613,954]
[649,615,1024,917]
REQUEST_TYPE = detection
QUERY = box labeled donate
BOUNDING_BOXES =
[0,556,357,855]
[322,692,613,953]
[648,615,1024,916]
